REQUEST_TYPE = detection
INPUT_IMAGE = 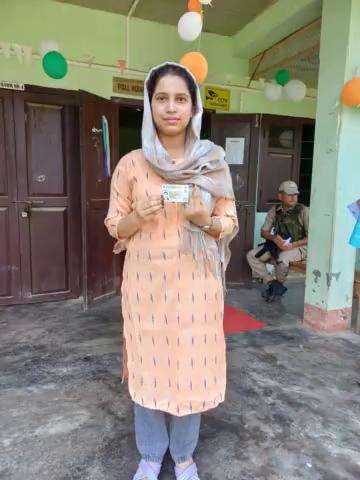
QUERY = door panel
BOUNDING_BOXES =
[29,206,68,294]
[80,92,119,307]
[258,116,302,212]
[26,103,65,196]
[0,90,21,304]
[211,114,259,283]
[13,92,81,303]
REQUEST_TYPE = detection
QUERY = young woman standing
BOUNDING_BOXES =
[105,62,238,480]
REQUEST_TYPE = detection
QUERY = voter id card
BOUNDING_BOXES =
[162,184,190,203]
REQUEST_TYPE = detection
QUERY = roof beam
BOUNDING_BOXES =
[233,0,322,58]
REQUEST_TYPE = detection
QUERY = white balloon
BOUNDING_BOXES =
[40,40,59,57]
[178,12,203,42]
[264,82,282,102]
[284,79,307,102]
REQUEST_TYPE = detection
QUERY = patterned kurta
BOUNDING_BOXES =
[105,149,238,416]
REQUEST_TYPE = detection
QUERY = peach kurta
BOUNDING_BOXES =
[105,149,238,416]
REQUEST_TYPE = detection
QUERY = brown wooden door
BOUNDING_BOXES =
[211,114,259,283]
[0,88,81,305]
[79,92,119,307]
[13,91,81,303]
[258,115,302,212]
[0,90,21,304]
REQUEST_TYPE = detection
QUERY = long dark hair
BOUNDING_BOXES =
[147,64,197,106]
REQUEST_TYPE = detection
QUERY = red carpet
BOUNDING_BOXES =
[223,304,265,334]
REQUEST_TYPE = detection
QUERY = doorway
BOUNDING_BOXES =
[0,88,81,305]
[257,115,315,212]
[211,114,260,283]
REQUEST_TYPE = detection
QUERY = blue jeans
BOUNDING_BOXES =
[134,403,201,464]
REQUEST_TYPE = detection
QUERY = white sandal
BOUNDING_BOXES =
[133,459,161,480]
[175,462,200,480]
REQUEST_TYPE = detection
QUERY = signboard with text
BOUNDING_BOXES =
[0,80,25,91]
[204,86,230,111]
[113,77,144,96]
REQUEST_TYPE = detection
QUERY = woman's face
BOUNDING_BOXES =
[151,74,193,137]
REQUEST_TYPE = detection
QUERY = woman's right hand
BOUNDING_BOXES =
[132,195,163,222]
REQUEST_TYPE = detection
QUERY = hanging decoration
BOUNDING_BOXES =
[178,11,203,42]
[23,46,33,65]
[118,59,127,74]
[341,76,360,107]
[0,41,11,59]
[264,69,307,103]
[180,51,208,84]
[42,51,68,79]
[0,42,33,64]
[40,40,60,57]
[101,115,111,178]
[188,0,202,13]
[284,79,307,102]
[39,40,68,79]
[275,69,290,86]
[264,82,283,102]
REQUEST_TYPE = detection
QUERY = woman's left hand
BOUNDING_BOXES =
[183,186,212,228]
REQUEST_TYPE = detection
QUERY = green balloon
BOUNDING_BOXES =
[275,69,290,86]
[42,51,68,79]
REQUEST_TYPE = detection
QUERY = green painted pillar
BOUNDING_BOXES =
[304,0,360,332]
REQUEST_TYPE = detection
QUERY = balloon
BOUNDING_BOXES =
[341,77,360,107]
[188,0,202,13]
[42,51,68,79]
[264,82,282,102]
[178,12,203,42]
[284,79,307,102]
[275,69,290,86]
[180,51,208,84]
[40,40,59,57]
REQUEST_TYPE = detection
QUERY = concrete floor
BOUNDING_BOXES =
[1,284,360,480]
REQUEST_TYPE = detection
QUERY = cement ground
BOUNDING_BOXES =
[1,284,360,480]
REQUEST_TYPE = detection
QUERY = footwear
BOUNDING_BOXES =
[175,461,200,480]
[133,459,161,480]
[262,280,287,302]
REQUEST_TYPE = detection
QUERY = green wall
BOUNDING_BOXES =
[0,0,316,118]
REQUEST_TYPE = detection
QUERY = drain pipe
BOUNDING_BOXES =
[126,0,141,69]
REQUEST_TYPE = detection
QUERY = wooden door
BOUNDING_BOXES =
[211,114,259,283]
[12,91,81,303]
[0,90,21,304]
[79,92,119,307]
[258,115,302,212]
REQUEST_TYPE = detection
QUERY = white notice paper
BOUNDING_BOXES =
[225,137,245,165]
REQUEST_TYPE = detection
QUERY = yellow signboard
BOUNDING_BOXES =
[204,86,230,111]
[113,77,144,96]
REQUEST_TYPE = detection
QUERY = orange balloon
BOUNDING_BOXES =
[180,51,208,85]
[188,0,202,13]
[341,77,360,107]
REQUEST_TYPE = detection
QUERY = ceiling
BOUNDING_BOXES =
[249,19,320,88]
[56,0,276,36]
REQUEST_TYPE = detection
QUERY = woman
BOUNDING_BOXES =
[105,62,238,480]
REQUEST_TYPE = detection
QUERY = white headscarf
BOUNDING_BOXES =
[141,62,238,287]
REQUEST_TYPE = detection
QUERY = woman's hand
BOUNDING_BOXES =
[183,186,211,228]
[132,195,163,222]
